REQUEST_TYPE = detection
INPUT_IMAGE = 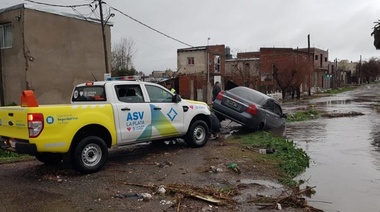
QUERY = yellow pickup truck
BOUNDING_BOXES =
[0,80,211,174]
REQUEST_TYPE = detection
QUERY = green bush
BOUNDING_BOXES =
[286,110,319,122]
[242,131,310,185]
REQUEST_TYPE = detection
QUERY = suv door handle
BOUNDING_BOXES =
[154,107,161,110]
[121,107,131,111]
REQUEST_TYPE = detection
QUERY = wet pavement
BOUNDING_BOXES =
[285,84,380,212]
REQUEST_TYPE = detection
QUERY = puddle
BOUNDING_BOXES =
[285,84,380,211]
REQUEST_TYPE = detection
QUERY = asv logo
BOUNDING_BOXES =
[126,112,144,121]
[126,111,145,131]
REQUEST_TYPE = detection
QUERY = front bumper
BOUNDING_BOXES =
[0,137,37,155]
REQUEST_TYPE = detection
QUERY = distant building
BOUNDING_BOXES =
[225,54,260,90]
[0,4,111,105]
[177,45,225,103]
[338,60,358,85]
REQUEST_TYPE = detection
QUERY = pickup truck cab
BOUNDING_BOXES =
[0,80,211,174]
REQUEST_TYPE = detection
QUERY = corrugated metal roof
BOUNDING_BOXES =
[0,3,113,26]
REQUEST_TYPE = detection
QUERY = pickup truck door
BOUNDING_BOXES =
[144,84,184,139]
[114,84,152,144]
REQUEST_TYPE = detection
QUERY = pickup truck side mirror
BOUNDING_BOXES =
[281,113,287,119]
[173,94,181,103]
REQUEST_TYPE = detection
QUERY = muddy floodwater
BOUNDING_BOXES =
[285,84,380,212]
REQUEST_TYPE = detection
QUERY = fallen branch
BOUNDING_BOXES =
[123,182,235,205]
[253,186,323,211]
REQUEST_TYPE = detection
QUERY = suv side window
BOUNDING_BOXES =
[115,85,144,103]
[146,85,173,102]
[264,100,275,112]
[274,103,282,116]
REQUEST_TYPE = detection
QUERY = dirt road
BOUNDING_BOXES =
[0,135,292,212]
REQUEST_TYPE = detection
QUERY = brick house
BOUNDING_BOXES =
[177,45,225,103]
[0,4,111,105]
[260,47,329,94]
[225,52,260,90]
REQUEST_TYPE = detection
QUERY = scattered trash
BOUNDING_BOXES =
[123,182,229,205]
[138,193,152,202]
[254,186,322,212]
[160,200,174,205]
[259,148,276,154]
[113,192,140,199]
[157,160,173,168]
[277,203,282,210]
[56,176,63,183]
[209,166,223,173]
[227,163,241,174]
[157,185,166,195]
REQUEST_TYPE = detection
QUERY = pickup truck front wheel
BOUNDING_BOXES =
[185,120,209,148]
[72,136,108,174]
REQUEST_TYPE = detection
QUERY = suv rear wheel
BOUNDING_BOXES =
[72,136,108,174]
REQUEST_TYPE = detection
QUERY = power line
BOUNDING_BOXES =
[105,3,193,48]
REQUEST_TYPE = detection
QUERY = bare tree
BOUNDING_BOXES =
[272,52,309,99]
[371,20,380,49]
[111,38,137,76]
[225,59,260,88]
[360,57,380,83]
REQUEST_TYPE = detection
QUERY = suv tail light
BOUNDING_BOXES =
[216,91,225,100]
[27,113,44,138]
[246,104,257,116]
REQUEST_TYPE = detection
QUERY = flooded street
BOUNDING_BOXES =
[285,84,380,212]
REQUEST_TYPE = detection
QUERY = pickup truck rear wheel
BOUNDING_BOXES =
[72,136,108,174]
[185,120,209,148]
[35,153,63,165]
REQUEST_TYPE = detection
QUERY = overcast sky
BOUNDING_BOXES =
[2,0,380,74]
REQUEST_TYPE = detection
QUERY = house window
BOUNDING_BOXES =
[0,24,12,48]
[214,55,220,73]
[325,57,328,62]
[187,57,194,65]
[315,55,318,60]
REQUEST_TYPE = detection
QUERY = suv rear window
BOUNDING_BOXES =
[229,87,267,105]
[72,85,106,102]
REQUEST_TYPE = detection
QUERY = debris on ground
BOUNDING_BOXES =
[122,182,237,206]
[126,160,174,168]
[227,163,241,174]
[121,182,324,211]
[321,111,364,118]
[252,186,323,212]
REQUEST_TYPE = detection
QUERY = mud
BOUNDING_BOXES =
[0,134,300,212]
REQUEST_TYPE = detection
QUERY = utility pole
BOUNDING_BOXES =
[307,34,311,96]
[358,55,362,84]
[0,40,4,106]
[98,0,109,73]
[333,58,337,89]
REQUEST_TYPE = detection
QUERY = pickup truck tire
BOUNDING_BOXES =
[72,136,108,174]
[185,120,209,148]
[35,153,63,165]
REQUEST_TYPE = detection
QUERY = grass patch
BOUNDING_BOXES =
[323,86,356,94]
[0,151,30,162]
[241,131,310,185]
[286,109,319,122]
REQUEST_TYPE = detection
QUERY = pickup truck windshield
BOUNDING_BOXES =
[72,85,106,102]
